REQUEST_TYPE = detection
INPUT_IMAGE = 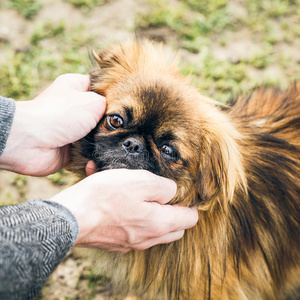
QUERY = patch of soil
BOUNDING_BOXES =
[0,171,68,204]
[36,251,113,300]
[137,26,179,45]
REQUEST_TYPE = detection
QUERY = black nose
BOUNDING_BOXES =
[122,138,144,154]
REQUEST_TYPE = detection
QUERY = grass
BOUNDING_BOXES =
[0,190,15,206]
[180,54,250,103]
[3,0,105,18]
[0,21,97,100]
[137,0,235,50]
[137,0,300,102]
[0,175,28,206]
[8,0,43,19]
[75,268,111,300]
[0,50,39,100]
[48,169,70,186]
[2,0,300,103]
[64,0,106,11]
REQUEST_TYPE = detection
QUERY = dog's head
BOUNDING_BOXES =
[75,39,246,209]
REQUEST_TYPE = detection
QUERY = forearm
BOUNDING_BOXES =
[0,199,79,299]
[0,96,15,156]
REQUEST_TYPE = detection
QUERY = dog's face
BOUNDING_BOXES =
[75,40,246,208]
[86,85,192,177]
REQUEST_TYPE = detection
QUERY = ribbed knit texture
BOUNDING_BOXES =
[0,199,79,300]
[0,96,15,156]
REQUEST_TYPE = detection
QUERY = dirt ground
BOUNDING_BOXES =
[1,0,300,299]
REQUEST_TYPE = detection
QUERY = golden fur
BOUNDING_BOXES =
[70,39,300,299]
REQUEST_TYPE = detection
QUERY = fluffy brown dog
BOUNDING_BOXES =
[70,39,300,299]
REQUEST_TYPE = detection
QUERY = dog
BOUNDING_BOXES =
[70,39,300,299]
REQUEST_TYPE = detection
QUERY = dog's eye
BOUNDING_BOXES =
[160,144,178,161]
[107,114,124,129]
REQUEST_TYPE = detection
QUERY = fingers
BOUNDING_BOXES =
[70,169,198,254]
[84,90,106,119]
[52,74,106,139]
[164,205,199,231]
[141,173,177,205]
[151,204,199,234]
[133,230,185,251]
[85,160,97,176]
[59,74,106,125]
[59,145,71,170]
[94,169,177,205]
[53,73,91,92]
[133,206,198,251]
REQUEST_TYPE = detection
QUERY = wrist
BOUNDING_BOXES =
[50,184,106,247]
[0,101,40,172]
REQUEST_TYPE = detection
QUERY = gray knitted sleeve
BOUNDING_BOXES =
[0,96,80,298]
[0,96,15,156]
[0,199,79,300]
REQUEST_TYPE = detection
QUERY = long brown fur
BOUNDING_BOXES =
[70,39,300,299]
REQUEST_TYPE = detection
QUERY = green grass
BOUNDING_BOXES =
[0,50,39,100]
[180,54,249,103]
[137,0,235,49]
[136,0,300,102]
[2,0,300,104]
[47,169,70,186]
[8,0,43,19]
[0,191,14,206]
[75,267,111,300]
[64,0,106,11]
[0,21,97,100]
[0,175,29,206]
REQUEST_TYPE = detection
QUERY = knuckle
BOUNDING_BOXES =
[127,233,136,246]
[133,242,151,251]
[133,244,145,251]
[150,224,166,238]
[178,230,185,239]
[56,73,71,82]
[117,248,130,254]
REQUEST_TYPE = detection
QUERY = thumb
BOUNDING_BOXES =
[82,91,106,126]
[52,74,91,92]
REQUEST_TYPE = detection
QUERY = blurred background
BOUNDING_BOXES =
[1,0,300,299]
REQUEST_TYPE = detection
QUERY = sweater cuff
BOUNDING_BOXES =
[28,199,80,246]
[0,96,16,157]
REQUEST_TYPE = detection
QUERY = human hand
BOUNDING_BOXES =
[0,74,105,176]
[51,169,199,253]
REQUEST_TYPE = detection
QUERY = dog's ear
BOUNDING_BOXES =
[89,39,179,96]
[91,49,104,67]
[92,48,123,69]
[196,109,247,210]
[89,43,137,96]
[89,50,105,96]
[89,48,122,96]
